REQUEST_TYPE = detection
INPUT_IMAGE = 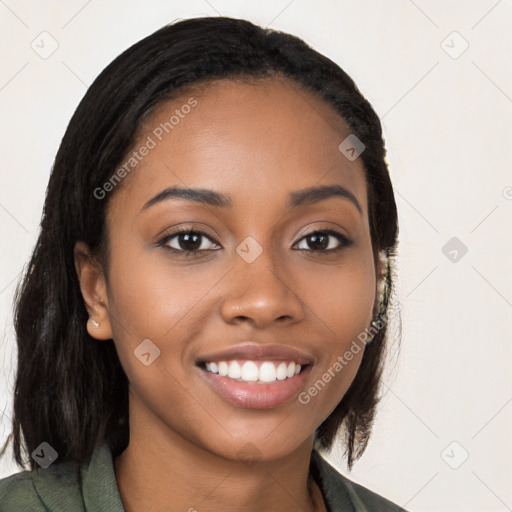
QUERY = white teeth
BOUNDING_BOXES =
[204,360,303,383]
[259,362,277,382]
[218,361,228,376]
[227,361,242,379]
[241,361,259,381]
[276,362,288,380]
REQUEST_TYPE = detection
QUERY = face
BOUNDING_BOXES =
[80,77,378,462]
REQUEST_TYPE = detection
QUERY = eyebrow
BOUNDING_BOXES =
[141,184,362,215]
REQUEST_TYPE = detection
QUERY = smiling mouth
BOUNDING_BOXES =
[197,359,308,384]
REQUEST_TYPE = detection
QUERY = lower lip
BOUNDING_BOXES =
[198,365,312,409]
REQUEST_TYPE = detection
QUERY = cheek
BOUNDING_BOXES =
[106,244,216,337]
[105,247,227,394]
[104,250,213,429]
[307,255,376,337]
[297,256,375,414]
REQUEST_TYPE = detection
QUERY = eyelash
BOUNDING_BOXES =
[156,227,353,257]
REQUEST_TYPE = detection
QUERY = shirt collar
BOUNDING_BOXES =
[310,449,356,512]
[31,442,125,511]
[81,442,125,511]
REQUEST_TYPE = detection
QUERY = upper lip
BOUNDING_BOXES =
[196,343,315,365]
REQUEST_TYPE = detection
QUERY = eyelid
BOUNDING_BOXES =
[294,223,350,242]
[156,226,221,250]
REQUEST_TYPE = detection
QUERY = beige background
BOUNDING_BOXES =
[1,1,511,510]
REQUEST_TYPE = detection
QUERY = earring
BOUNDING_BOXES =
[89,318,100,328]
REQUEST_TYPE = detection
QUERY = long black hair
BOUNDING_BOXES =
[1,16,399,471]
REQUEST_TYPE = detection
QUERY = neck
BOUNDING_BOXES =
[114,407,325,512]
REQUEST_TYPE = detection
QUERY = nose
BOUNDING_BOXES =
[220,248,306,329]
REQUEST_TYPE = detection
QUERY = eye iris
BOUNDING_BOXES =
[308,233,328,251]
[179,233,201,251]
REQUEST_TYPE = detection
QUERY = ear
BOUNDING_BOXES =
[74,241,113,341]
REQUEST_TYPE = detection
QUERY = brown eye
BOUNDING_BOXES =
[158,229,220,256]
[294,229,352,254]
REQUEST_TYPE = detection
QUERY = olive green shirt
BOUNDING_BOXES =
[0,443,406,511]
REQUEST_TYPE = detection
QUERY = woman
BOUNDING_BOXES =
[0,16,402,511]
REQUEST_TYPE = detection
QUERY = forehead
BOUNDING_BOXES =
[108,76,368,218]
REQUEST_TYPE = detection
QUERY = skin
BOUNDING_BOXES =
[75,76,380,512]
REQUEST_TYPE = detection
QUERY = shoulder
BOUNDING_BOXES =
[0,459,83,512]
[341,475,407,511]
[311,449,407,512]
[0,470,44,511]
[1,442,125,512]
